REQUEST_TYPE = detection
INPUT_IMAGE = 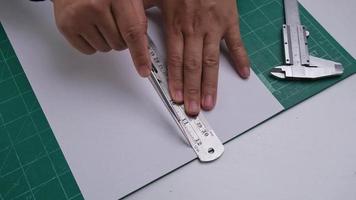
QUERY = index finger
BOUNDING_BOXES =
[112,0,151,77]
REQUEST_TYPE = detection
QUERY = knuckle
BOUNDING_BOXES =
[203,81,217,93]
[181,14,203,36]
[123,23,147,43]
[167,20,182,34]
[182,27,195,37]
[184,58,200,72]
[186,88,200,96]
[229,39,243,53]
[168,54,183,69]
[168,75,183,86]
[203,55,219,68]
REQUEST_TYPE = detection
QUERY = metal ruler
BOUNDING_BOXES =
[270,0,343,79]
[147,37,224,162]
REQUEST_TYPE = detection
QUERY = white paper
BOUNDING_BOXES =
[0,1,283,199]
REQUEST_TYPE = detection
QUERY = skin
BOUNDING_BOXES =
[53,0,250,116]
[53,0,153,77]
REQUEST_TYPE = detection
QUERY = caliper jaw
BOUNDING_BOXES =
[271,56,344,79]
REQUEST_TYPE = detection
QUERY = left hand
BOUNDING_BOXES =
[151,0,250,116]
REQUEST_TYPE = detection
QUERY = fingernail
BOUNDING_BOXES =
[188,101,199,115]
[203,95,214,110]
[241,67,250,79]
[174,90,183,103]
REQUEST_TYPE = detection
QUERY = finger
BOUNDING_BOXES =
[202,34,220,111]
[224,25,250,79]
[63,33,96,55]
[81,26,111,52]
[112,0,151,77]
[166,29,184,103]
[183,35,203,116]
[96,11,127,51]
[143,0,157,9]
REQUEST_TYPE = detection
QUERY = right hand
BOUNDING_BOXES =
[53,0,153,77]
[149,0,250,116]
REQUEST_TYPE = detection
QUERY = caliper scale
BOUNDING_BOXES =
[147,37,224,162]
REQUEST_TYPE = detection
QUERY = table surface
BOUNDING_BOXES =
[126,0,356,199]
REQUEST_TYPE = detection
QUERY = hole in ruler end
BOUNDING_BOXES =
[208,148,215,154]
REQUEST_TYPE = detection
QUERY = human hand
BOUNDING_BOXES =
[153,0,250,116]
[53,0,152,77]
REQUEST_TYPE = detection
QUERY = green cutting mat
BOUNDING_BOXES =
[0,0,355,199]
[0,23,83,200]
[238,0,356,108]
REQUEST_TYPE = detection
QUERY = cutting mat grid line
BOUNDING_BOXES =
[239,0,356,108]
[0,25,83,200]
[1,0,355,199]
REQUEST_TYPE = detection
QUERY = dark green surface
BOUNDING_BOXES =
[1,0,355,199]
[239,0,356,108]
[0,25,83,200]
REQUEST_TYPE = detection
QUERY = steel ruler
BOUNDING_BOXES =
[147,37,224,162]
